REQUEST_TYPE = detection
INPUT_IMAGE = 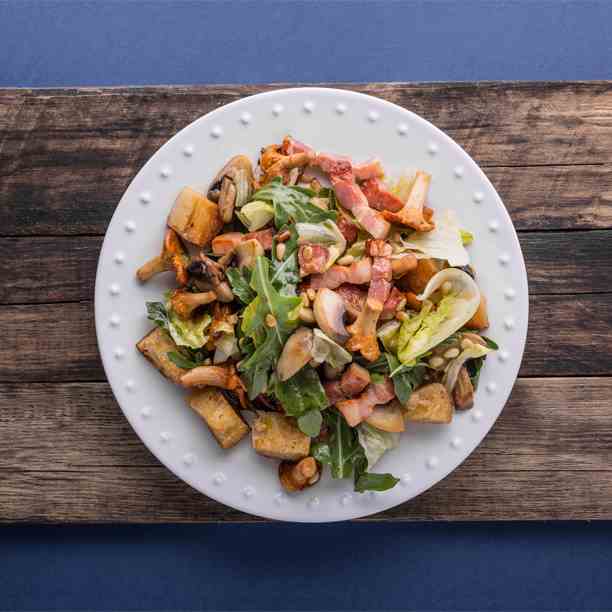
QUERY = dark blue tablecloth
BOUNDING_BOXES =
[2,1,611,609]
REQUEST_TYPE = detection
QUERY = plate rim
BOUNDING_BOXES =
[94,86,529,522]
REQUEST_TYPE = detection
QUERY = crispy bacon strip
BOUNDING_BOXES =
[361,178,404,212]
[298,243,329,277]
[212,229,274,256]
[346,241,392,361]
[324,363,371,405]
[315,153,390,239]
[308,257,372,290]
[336,378,395,427]
[336,283,402,321]
[353,159,384,182]
[336,214,359,244]
[381,170,435,232]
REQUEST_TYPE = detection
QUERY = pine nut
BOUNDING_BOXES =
[395,311,409,322]
[265,314,277,327]
[443,347,460,359]
[441,281,453,295]
[306,288,317,302]
[302,245,313,260]
[429,356,445,368]
[276,243,286,260]
[461,338,474,350]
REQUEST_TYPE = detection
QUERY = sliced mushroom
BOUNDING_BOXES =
[279,457,320,492]
[169,289,217,319]
[277,327,314,381]
[234,239,264,270]
[208,155,254,223]
[136,228,189,285]
[313,288,349,345]
[365,400,405,433]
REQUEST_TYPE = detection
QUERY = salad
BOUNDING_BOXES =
[135,137,496,494]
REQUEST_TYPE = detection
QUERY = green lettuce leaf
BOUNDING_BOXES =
[147,300,211,349]
[357,423,400,470]
[236,200,274,231]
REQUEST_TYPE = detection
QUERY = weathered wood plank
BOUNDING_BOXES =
[2,83,612,236]
[0,378,609,522]
[1,231,610,304]
[1,379,610,473]
[1,295,610,381]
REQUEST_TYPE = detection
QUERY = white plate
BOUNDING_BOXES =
[95,87,528,522]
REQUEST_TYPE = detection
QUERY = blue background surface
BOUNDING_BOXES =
[2,1,612,610]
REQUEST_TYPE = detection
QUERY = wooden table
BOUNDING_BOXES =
[1,82,611,522]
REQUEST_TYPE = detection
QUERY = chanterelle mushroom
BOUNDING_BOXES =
[277,327,314,381]
[208,155,254,223]
[188,253,234,303]
[313,288,349,345]
[260,143,314,185]
[346,241,392,361]
[279,457,320,492]
[136,228,189,285]
[169,289,217,319]
[180,364,244,390]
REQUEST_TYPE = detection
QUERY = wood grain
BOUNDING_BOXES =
[2,230,610,305]
[0,378,610,522]
[2,83,612,236]
[2,294,610,381]
[1,82,612,522]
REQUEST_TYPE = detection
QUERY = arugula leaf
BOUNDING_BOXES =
[482,336,499,350]
[270,225,300,295]
[467,357,485,389]
[297,409,324,438]
[146,301,170,330]
[226,267,256,305]
[252,178,336,228]
[237,256,301,399]
[319,410,362,479]
[274,366,328,419]
[354,471,400,493]
[313,410,400,492]
[167,351,198,370]
[385,353,426,405]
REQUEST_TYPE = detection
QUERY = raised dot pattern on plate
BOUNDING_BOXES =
[272,103,283,116]
[213,472,227,485]
[397,122,408,135]
[243,486,255,499]
[335,103,347,115]
[303,101,315,113]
